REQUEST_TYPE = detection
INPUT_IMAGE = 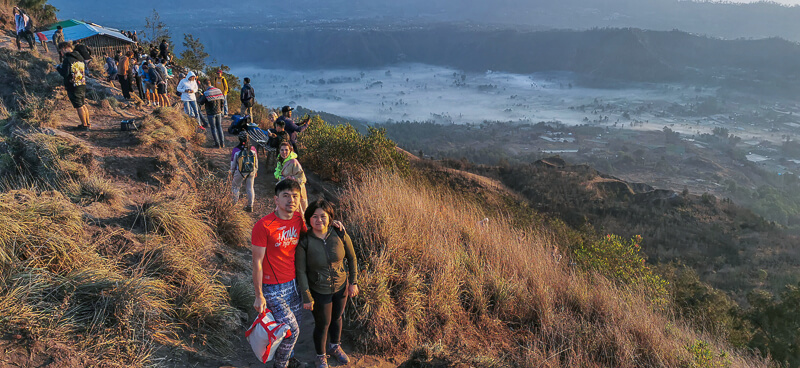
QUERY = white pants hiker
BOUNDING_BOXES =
[231,171,255,207]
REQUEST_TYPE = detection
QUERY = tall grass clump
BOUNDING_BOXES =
[136,107,205,148]
[13,93,57,128]
[341,171,766,368]
[197,174,252,247]
[300,117,409,182]
[140,192,213,255]
[13,132,93,184]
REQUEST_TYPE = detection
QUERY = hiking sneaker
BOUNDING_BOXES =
[328,344,350,364]
[244,205,252,213]
[313,355,328,368]
[288,357,308,368]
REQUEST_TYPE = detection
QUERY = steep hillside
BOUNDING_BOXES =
[0,23,773,368]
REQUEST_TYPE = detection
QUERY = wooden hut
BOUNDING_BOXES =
[42,19,134,56]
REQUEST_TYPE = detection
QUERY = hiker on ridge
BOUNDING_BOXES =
[103,53,117,83]
[159,39,169,60]
[296,198,359,368]
[240,77,255,116]
[52,25,65,58]
[276,106,311,153]
[230,131,258,212]
[154,59,171,107]
[212,69,229,116]
[275,142,308,213]
[177,71,207,129]
[56,42,91,130]
[198,79,226,148]
[13,7,34,51]
[117,51,134,100]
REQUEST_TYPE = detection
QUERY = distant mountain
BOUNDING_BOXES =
[200,27,800,90]
[50,0,800,41]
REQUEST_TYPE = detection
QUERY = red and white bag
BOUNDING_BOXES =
[245,310,292,363]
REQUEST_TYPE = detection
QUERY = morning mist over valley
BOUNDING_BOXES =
[3,0,800,367]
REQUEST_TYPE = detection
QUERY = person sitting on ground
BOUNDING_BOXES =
[149,44,158,60]
[296,199,359,368]
[177,71,207,129]
[56,42,91,130]
[267,119,290,150]
[230,131,258,212]
[240,77,255,116]
[275,142,308,213]
[35,30,48,52]
[73,40,93,76]
[13,7,34,51]
[212,69,230,116]
[276,106,311,153]
[198,79,226,148]
[103,53,118,83]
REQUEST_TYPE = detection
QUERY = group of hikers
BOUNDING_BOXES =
[12,7,61,53]
[44,12,350,366]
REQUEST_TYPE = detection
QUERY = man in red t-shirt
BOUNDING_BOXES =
[252,179,306,368]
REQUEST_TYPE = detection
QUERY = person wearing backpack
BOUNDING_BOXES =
[103,53,118,83]
[230,131,258,212]
[240,77,256,116]
[275,142,308,213]
[212,70,230,116]
[295,199,358,368]
[13,7,34,51]
[199,79,226,148]
[56,42,91,130]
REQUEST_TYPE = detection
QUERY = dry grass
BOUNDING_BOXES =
[13,93,57,128]
[341,171,767,368]
[136,107,206,149]
[140,192,213,255]
[66,175,127,207]
[197,174,252,248]
[14,132,93,184]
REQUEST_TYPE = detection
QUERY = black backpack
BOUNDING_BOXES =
[236,147,256,175]
[228,115,251,135]
[24,13,34,32]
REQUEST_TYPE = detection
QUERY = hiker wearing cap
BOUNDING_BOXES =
[13,7,34,51]
[212,70,230,116]
[52,26,65,55]
[275,142,308,213]
[199,79,226,148]
[230,131,258,212]
[56,42,91,131]
[177,71,208,128]
[275,106,311,153]
[296,198,358,368]
[240,77,255,117]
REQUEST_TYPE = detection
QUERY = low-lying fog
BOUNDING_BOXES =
[233,63,736,133]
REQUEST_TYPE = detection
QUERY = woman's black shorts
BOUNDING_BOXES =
[157,83,167,95]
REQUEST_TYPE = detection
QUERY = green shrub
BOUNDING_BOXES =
[300,117,409,182]
[686,339,732,368]
[574,234,669,305]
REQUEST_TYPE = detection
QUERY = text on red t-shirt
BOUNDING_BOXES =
[251,211,307,285]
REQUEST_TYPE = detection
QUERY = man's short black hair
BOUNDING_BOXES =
[275,120,285,128]
[275,179,301,195]
[244,77,250,83]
